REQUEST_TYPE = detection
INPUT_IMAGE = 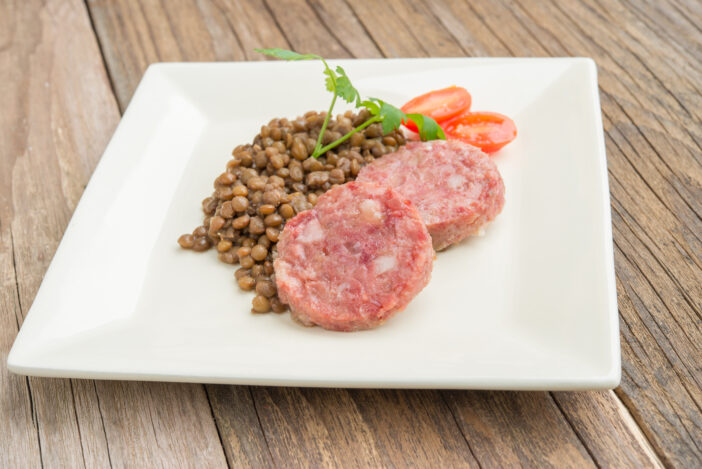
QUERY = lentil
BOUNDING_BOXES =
[234,267,250,280]
[259,204,276,215]
[263,260,275,276]
[256,279,276,297]
[238,276,256,291]
[239,255,255,269]
[232,185,248,197]
[257,235,271,248]
[251,244,268,261]
[264,213,283,227]
[217,239,233,252]
[278,204,294,219]
[251,264,265,278]
[232,214,250,229]
[270,297,287,313]
[236,246,251,259]
[265,227,279,242]
[251,295,271,313]
[218,252,235,264]
[178,234,195,249]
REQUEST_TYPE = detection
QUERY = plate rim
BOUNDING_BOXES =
[8,57,620,390]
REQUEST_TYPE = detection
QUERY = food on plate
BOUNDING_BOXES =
[400,87,517,153]
[274,181,433,331]
[441,111,517,153]
[357,140,505,250]
[177,110,407,314]
[255,48,445,153]
[179,48,512,329]
[401,86,471,133]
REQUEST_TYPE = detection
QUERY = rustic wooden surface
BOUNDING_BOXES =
[1,0,699,467]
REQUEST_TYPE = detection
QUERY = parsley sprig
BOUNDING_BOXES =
[255,48,445,158]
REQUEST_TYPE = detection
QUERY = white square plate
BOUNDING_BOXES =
[8,58,619,390]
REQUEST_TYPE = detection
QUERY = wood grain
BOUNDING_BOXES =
[251,388,480,468]
[86,0,292,109]
[94,381,227,468]
[205,385,274,468]
[445,392,595,468]
[70,380,113,468]
[1,1,117,466]
[306,0,382,58]
[552,391,664,468]
[0,1,228,467]
[0,232,41,469]
[347,0,466,57]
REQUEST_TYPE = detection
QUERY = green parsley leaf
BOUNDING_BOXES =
[323,68,337,93]
[254,48,321,61]
[360,100,380,116]
[375,100,406,135]
[406,113,447,141]
[334,66,360,106]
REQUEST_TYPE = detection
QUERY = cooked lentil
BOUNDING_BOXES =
[178,110,405,313]
[251,295,271,313]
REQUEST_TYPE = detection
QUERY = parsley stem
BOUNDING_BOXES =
[313,91,337,157]
[314,115,382,157]
[310,58,339,158]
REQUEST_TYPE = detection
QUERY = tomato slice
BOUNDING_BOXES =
[442,111,517,153]
[401,86,471,132]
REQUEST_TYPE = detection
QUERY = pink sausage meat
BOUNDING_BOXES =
[274,181,433,332]
[357,140,505,250]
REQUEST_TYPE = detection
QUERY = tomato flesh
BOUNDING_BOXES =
[442,112,517,153]
[401,86,471,132]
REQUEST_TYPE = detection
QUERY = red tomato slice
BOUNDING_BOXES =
[442,111,517,153]
[401,86,471,132]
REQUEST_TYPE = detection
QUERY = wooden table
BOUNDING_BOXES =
[2,1,700,467]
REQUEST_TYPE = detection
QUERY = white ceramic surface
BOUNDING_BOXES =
[8,58,619,390]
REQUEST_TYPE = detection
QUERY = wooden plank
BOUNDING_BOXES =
[263,0,350,57]
[94,381,227,468]
[205,385,275,468]
[0,13,36,454]
[552,391,663,468]
[345,389,479,467]
[346,0,465,57]
[424,0,511,56]
[252,388,479,468]
[0,1,118,466]
[1,0,229,467]
[610,219,702,467]
[86,0,291,109]
[86,0,216,108]
[251,388,386,468]
[70,380,113,469]
[306,0,383,58]
[0,234,41,469]
[627,0,702,77]
[443,0,548,57]
[445,392,595,468]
